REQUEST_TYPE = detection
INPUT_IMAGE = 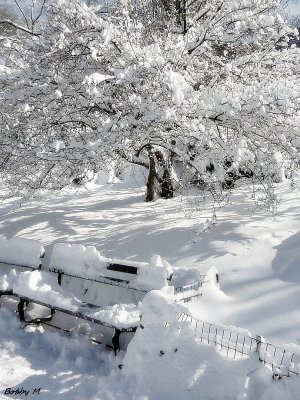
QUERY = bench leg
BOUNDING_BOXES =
[17,299,55,323]
[57,273,62,286]
[112,327,137,355]
[112,329,121,355]
[18,298,26,322]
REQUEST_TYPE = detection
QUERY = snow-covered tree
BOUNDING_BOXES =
[0,0,300,203]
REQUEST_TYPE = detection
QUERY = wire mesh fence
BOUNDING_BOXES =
[174,277,206,303]
[178,312,256,359]
[178,312,299,377]
[257,340,298,377]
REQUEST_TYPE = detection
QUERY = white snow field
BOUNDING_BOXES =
[1,174,300,399]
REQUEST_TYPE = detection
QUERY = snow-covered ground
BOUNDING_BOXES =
[1,175,300,398]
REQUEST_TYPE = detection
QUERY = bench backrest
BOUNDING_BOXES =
[0,236,45,269]
[49,243,173,292]
[0,237,45,293]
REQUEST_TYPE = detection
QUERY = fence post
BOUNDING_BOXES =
[256,335,264,362]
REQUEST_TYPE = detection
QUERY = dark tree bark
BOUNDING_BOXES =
[147,0,187,32]
[146,148,156,202]
[175,0,187,33]
[136,144,174,201]
[155,150,174,199]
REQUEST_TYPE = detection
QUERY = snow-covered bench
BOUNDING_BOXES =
[0,237,219,352]
[48,244,216,304]
[48,243,173,293]
[13,270,140,353]
[0,236,45,297]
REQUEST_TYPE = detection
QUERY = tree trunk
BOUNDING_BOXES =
[155,150,174,199]
[175,0,187,33]
[146,150,156,202]
[161,167,174,198]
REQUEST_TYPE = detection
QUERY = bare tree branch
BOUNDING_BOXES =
[33,0,47,25]
[0,19,41,36]
[14,0,30,29]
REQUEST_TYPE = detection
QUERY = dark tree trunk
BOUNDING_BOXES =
[155,150,174,199]
[146,150,156,202]
[175,0,187,33]
[161,168,174,199]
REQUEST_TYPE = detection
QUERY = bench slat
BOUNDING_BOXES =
[48,267,148,292]
[0,289,13,296]
[0,261,40,270]
[107,263,138,275]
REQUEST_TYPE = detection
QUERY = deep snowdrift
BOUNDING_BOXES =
[1,178,300,398]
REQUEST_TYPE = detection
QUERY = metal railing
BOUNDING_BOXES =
[178,312,299,377]
[174,276,206,303]
[257,339,298,377]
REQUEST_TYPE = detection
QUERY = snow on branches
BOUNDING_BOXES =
[0,0,299,203]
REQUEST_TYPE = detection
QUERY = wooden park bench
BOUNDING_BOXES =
[0,237,218,352]
[47,243,217,305]
[0,239,143,352]
[13,270,140,353]
[0,239,172,352]
[48,243,173,293]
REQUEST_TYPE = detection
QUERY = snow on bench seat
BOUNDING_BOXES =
[13,270,140,330]
[0,236,44,296]
[0,269,17,295]
[0,236,44,269]
[49,243,173,291]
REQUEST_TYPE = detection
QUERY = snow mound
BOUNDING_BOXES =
[279,247,300,282]
[13,270,80,312]
[140,286,180,327]
[119,289,257,400]
[88,303,141,330]
[185,267,233,324]
[130,254,173,291]
[0,236,44,268]
[204,265,219,286]
[273,231,300,282]
[0,269,17,291]
[50,243,108,277]
[117,289,300,400]
[171,267,205,288]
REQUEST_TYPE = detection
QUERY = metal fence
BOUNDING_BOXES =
[174,277,206,303]
[178,312,299,377]
[257,340,298,377]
